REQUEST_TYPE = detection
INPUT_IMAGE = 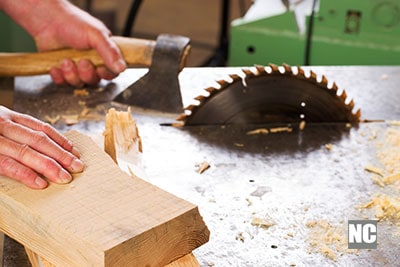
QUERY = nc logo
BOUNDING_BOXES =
[348,220,377,249]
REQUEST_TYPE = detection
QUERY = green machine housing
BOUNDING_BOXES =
[229,0,400,66]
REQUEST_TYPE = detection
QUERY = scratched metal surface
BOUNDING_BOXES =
[5,66,400,266]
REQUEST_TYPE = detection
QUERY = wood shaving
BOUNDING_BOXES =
[364,165,384,176]
[196,161,210,174]
[269,126,293,133]
[246,128,268,135]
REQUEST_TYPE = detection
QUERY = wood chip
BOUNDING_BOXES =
[196,161,210,174]
[269,126,293,133]
[44,115,60,125]
[299,120,306,131]
[73,89,89,96]
[62,114,79,125]
[325,143,333,151]
[250,186,271,197]
[246,128,268,135]
[251,217,275,229]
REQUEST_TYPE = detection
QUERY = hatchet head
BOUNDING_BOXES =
[113,34,190,114]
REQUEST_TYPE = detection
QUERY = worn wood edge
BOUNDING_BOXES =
[1,130,209,266]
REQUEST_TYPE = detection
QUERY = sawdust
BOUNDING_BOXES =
[306,220,357,261]
[363,127,400,221]
[363,194,400,221]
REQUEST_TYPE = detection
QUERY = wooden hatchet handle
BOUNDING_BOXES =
[0,36,155,76]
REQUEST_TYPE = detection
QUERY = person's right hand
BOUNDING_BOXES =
[0,106,84,189]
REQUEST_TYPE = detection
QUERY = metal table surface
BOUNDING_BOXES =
[5,66,400,266]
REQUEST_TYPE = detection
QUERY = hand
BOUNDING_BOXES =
[0,106,84,189]
[0,0,126,87]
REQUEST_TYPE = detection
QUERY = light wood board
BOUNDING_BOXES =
[0,130,209,266]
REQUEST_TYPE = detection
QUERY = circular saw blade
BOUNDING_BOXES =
[177,64,361,125]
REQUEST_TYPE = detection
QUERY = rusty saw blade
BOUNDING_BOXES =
[177,64,361,125]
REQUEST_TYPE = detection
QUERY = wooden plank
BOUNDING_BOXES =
[0,130,209,266]
[25,250,200,267]
[166,253,200,267]
[0,232,3,266]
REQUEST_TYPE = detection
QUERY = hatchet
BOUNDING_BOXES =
[0,34,190,113]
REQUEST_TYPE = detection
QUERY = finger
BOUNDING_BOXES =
[0,136,72,184]
[91,32,126,74]
[60,59,84,87]
[96,66,119,81]
[0,154,48,189]
[77,59,101,85]
[0,118,84,173]
[8,110,80,157]
[49,67,67,85]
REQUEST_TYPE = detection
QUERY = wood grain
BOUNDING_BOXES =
[0,131,209,266]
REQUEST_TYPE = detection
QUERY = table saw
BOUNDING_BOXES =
[2,65,400,266]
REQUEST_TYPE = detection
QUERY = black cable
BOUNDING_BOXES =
[304,0,318,66]
[122,0,143,37]
[202,0,230,66]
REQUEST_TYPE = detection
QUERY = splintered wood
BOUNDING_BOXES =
[0,131,209,266]
[104,107,142,165]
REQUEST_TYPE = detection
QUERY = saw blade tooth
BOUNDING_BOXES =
[242,68,254,77]
[347,99,355,110]
[282,63,292,74]
[309,71,318,82]
[185,104,197,111]
[255,65,267,74]
[320,75,328,86]
[229,74,242,82]
[217,79,229,88]
[269,63,280,73]
[205,86,218,94]
[297,66,305,77]
[339,90,347,100]
[195,95,207,101]
[176,113,187,121]
[331,82,338,91]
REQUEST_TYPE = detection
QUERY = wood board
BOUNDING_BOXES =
[0,130,209,266]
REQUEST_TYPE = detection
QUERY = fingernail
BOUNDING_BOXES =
[112,59,126,73]
[59,169,72,184]
[35,177,48,189]
[70,158,84,173]
[71,147,81,158]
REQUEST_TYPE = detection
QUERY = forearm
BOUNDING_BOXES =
[0,0,70,37]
